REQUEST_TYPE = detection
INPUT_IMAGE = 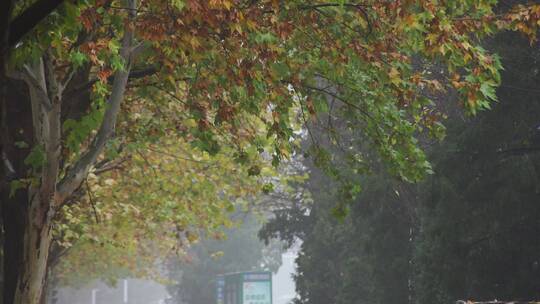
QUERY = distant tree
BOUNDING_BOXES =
[262,151,415,304]
[413,31,540,303]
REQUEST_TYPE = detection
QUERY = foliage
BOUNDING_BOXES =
[261,30,540,304]
[11,0,540,186]
[262,138,414,304]
[52,133,280,286]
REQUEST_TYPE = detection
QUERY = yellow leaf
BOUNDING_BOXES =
[189,36,200,49]
[230,23,243,34]
[388,67,401,85]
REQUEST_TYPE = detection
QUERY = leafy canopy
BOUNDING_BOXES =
[8,0,540,285]
[12,0,540,185]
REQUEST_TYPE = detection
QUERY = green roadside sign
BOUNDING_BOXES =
[216,271,272,304]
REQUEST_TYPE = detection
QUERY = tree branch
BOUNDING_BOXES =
[300,3,372,37]
[298,3,368,10]
[0,0,14,55]
[23,59,50,145]
[40,51,63,202]
[63,65,159,98]
[93,156,129,174]
[7,0,66,48]
[85,179,100,223]
[57,0,138,205]
[498,146,540,157]
[9,64,52,111]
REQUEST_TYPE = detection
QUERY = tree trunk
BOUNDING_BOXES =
[0,1,136,302]
[12,195,53,304]
[3,190,53,304]
[2,189,27,304]
[1,77,38,304]
[1,187,54,304]
[39,267,57,304]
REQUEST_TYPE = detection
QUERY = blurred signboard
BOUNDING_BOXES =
[243,281,271,304]
[216,271,272,304]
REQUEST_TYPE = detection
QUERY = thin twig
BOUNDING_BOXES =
[85,178,100,223]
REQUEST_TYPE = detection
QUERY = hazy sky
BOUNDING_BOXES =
[272,249,298,304]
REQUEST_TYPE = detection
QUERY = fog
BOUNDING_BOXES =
[54,279,169,304]
[52,249,298,304]
[272,250,298,304]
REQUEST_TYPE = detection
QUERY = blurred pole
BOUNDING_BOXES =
[123,279,128,303]
[91,289,98,304]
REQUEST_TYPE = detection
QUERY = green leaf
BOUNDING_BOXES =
[14,141,29,148]
[110,56,125,72]
[24,145,45,171]
[254,32,278,44]
[271,62,290,79]
[480,81,497,101]
[70,51,87,68]
[9,180,26,198]
[171,0,185,10]
[331,204,349,221]
[262,183,274,194]
[108,40,121,55]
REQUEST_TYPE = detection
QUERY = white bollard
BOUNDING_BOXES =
[91,289,99,304]
[123,279,128,303]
